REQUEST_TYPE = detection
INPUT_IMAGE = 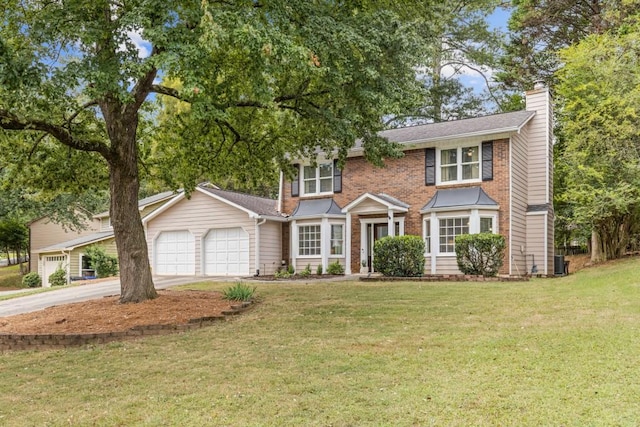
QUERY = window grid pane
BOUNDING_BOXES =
[439,218,469,253]
[330,224,343,255]
[480,217,493,233]
[299,225,321,256]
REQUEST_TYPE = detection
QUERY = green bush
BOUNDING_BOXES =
[222,282,256,301]
[22,272,42,288]
[49,267,67,287]
[287,263,295,275]
[455,233,506,277]
[316,264,323,275]
[85,245,119,278]
[299,264,312,278]
[326,260,344,275]
[274,269,291,279]
[373,235,425,277]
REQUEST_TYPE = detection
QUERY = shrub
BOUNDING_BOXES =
[287,263,295,275]
[373,235,425,277]
[274,269,291,279]
[455,233,506,277]
[326,260,344,275]
[49,267,67,287]
[316,264,323,275]
[22,272,42,288]
[222,282,256,301]
[85,245,119,278]
[299,264,312,278]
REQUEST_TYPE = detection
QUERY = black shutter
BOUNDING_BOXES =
[333,159,342,193]
[425,148,436,186]
[482,141,493,181]
[291,164,300,197]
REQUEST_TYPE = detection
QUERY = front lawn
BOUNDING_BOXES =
[0,264,24,289]
[1,259,640,425]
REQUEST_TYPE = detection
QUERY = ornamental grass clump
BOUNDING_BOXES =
[373,235,425,277]
[455,233,506,277]
[222,282,256,301]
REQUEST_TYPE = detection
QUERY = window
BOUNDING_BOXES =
[440,146,480,183]
[303,163,333,195]
[439,217,469,253]
[299,225,321,256]
[330,224,344,255]
[480,217,494,233]
[424,219,431,253]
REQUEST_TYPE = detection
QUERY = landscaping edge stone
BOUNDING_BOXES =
[359,275,529,282]
[0,300,254,352]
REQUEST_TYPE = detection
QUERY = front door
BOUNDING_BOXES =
[367,223,389,272]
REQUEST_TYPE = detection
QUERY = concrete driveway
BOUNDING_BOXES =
[0,276,237,317]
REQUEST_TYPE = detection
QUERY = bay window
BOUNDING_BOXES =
[439,217,469,253]
[299,225,321,256]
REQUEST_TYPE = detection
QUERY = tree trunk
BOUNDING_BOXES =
[591,229,603,263]
[107,116,157,303]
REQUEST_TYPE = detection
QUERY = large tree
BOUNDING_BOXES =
[0,1,428,302]
[556,22,640,261]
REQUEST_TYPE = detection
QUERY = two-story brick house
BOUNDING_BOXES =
[279,83,554,277]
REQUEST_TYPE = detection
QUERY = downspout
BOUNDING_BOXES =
[254,218,267,276]
[277,171,284,213]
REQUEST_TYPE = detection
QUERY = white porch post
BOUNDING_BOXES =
[431,212,437,274]
[345,213,352,275]
[321,217,329,272]
[291,219,297,271]
[360,221,367,271]
[388,209,395,237]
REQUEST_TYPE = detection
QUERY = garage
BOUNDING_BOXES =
[204,227,250,276]
[154,231,195,275]
[42,255,67,287]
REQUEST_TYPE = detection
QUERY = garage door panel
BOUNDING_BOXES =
[204,227,250,276]
[155,231,195,275]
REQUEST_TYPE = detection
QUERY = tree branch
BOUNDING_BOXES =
[0,109,111,158]
[151,84,189,101]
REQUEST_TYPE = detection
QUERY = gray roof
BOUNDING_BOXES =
[198,185,281,217]
[421,187,498,212]
[291,198,344,217]
[352,110,535,151]
[34,231,115,253]
[94,190,178,218]
[375,193,410,209]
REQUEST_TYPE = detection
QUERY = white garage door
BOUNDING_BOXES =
[155,231,195,275]
[204,228,250,276]
[42,255,67,287]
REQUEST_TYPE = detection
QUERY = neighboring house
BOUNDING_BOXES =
[28,212,101,275]
[33,191,177,287]
[144,184,285,277]
[279,83,554,276]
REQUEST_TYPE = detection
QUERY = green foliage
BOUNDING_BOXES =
[274,269,292,279]
[326,261,344,275]
[556,24,640,260]
[455,234,505,277]
[22,272,41,288]
[373,235,425,277]
[49,267,67,287]
[299,264,312,278]
[0,217,28,264]
[287,264,295,275]
[222,282,256,301]
[316,264,323,275]
[84,246,119,278]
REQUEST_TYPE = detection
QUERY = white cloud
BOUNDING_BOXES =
[127,30,151,58]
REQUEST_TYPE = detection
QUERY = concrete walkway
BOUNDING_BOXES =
[0,276,237,317]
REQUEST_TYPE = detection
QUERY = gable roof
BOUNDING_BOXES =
[93,190,177,219]
[349,110,535,155]
[421,187,498,212]
[33,231,114,254]
[291,198,344,218]
[343,192,410,213]
[143,184,285,224]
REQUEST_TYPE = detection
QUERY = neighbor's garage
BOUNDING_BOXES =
[154,230,195,275]
[203,227,250,276]
[42,255,67,287]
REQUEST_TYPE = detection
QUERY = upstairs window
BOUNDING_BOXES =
[303,163,333,195]
[439,146,480,183]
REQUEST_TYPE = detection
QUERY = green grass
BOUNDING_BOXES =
[2,259,640,425]
[0,265,24,289]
